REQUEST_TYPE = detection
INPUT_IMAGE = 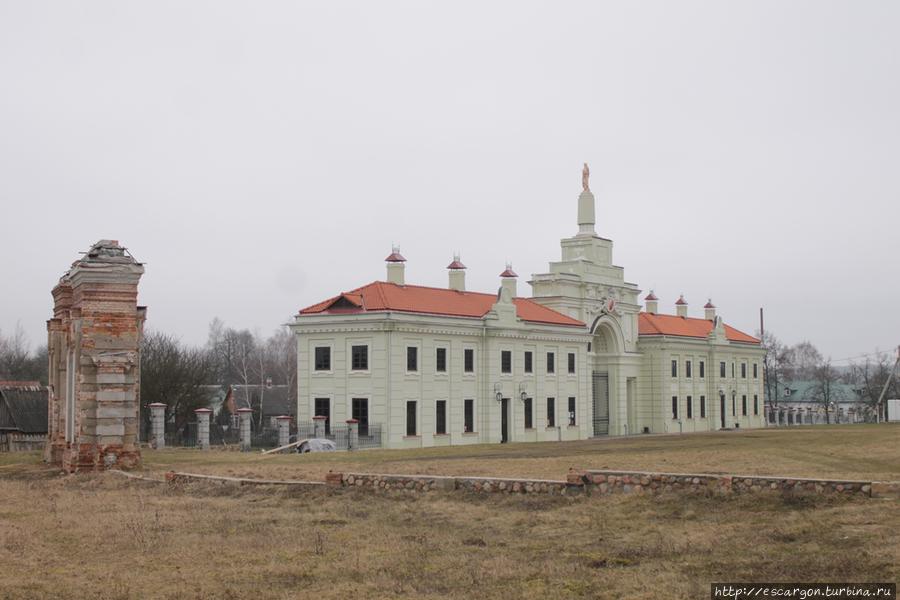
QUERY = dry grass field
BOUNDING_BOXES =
[0,425,897,600]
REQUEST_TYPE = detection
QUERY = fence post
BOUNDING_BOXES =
[149,403,166,449]
[237,408,253,452]
[276,416,292,448]
[194,408,212,449]
[312,415,327,438]
[346,419,358,451]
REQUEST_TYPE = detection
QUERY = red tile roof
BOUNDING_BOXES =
[299,281,584,327]
[500,266,518,278]
[644,291,658,301]
[675,295,687,305]
[704,300,716,309]
[638,312,760,344]
[384,251,406,262]
[447,259,466,270]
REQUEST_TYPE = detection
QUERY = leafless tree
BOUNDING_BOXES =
[785,341,823,381]
[758,330,792,409]
[851,351,899,422]
[0,324,48,384]
[803,360,846,424]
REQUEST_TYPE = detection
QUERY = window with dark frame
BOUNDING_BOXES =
[436,348,447,373]
[720,361,726,378]
[753,363,758,378]
[742,395,747,416]
[464,399,474,432]
[567,353,576,374]
[501,350,512,373]
[700,395,706,418]
[732,362,735,378]
[567,397,576,425]
[524,351,533,374]
[741,363,747,378]
[686,360,692,378]
[672,396,678,419]
[407,346,418,372]
[435,400,447,434]
[686,395,693,419]
[754,394,759,415]
[314,347,331,371]
[464,349,474,373]
[671,359,678,377]
[547,397,555,427]
[524,398,533,429]
[351,345,368,370]
[314,397,330,434]
[406,401,417,436]
[699,360,705,378]
[352,398,369,436]
[547,352,555,374]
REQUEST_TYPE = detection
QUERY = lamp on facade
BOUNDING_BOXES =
[494,382,502,402]
[518,382,528,403]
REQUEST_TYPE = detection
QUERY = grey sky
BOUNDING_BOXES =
[1,1,898,362]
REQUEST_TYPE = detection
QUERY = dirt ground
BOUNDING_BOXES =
[0,425,897,599]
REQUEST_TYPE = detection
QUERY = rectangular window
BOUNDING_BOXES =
[314,398,330,434]
[741,363,747,379]
[567,397,576,426]
[436,348,447,373]
[547,352,555,374]
[524,351,533,374]
[720,361,726,378]
[406,401,417,436]
[464,349,474,373]
[671,359,678,378]
[686,395,693,419]
[672,396,678,419]
[732,362,735,378]
[314,347,331,371]
[351,345,368,371]
[753,394,759,415]
[686,360,692,378]
[464,399,474,432]
[524,398,533,429]
[546,397,555,427]
[501,350,512,373]
[567,352,576,374]
[699,361,705,378]
[742,395,747,416]
[352,398,369,437]
[753,363,758,379]
[407,347,418,372]
[435,400,447,434]
[700,395,706,419]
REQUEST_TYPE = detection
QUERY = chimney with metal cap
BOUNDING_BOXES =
[644,290,658,315]
[704,299,716,321]
[447,254,466,291]
[675,294,688,318]
[385,245,406,285]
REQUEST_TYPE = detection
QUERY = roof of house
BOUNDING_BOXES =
[638,312,760,344]
[0,382,48,434]
[781,381,863,403]
[228,385,294,417]
[298,281,585,327]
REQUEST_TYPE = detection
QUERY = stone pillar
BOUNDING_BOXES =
[346,419,359,451]
[194,408,212,450]
[312,415,327,438]
[149,403,166,449]
[237,408,253,451]
[276,415,291,448]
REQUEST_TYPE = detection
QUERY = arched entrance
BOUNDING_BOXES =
[590,317,623,437]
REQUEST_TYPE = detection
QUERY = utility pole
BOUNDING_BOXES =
[874,345,899,423]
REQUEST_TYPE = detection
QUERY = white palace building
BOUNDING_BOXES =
[291,168,766,449]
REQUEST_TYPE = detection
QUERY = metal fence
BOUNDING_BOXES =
[294,422,383,450]
[158,420,383,451]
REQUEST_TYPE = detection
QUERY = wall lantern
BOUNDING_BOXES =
[518,382,528,403]
[494,382,503,402]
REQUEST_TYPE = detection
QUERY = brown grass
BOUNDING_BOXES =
[0,425,897,599]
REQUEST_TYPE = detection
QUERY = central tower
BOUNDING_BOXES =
[529,165,643,436]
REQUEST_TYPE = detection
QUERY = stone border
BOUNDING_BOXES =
[335,472,573,495]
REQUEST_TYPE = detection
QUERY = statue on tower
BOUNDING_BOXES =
[582,162,590,192]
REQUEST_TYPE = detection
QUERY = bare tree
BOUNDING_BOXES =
[267,325,297,405]
[0,324,48,384]
[851,351,899,422]
[785,341,823,381]
[758,330,792,410]
[803,360,846,424]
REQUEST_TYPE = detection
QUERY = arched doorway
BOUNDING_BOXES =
[590,318,622,437]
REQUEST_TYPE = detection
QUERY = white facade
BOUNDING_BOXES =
[292,174,766,448]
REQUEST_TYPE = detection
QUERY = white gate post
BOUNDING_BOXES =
[276,416,291,448]
[194,408,212,449]
[149,403,166,449]
[237,407,253,451]
[346,419,359,451]
[313,415,327,438]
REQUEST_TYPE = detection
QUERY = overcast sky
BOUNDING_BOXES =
[1,1,898,362]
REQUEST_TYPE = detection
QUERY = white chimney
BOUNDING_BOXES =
[447,254,466,291]
[704,299,716,321]
[499,263,518,299]
[385,245,406,285]
[675,294,688,318]
[644,290,658,314]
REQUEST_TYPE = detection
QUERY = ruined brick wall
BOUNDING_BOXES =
[44,240,145,472]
